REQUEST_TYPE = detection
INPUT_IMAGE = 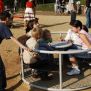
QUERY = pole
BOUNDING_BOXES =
[59,54,62,90]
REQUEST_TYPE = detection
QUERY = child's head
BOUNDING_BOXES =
[82,25,89,33]
[26,20,34,33]
[71,20,82,33]
[42,29,52,42]
[26,18,39,33]
[31,27,42,40]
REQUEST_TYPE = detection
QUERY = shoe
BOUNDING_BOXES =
[66,68,80,76]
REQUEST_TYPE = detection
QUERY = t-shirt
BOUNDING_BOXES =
[0,23,13,44]
[65,29,82,46]
[26,1,33,8]
[23,37,38,64]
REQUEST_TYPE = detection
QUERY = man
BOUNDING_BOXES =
[0,13,30,91]
[69,0,76,23]
[85,0,91,28]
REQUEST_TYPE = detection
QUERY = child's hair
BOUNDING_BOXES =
[72,20,82,29]
[82,25,89,33]
[42,29,51,39]
[42,29,52,43]
[26,20,34,33]
[26,18,39,33]
[31,27,42,39]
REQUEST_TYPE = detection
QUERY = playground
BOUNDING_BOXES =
[0,12,91,91]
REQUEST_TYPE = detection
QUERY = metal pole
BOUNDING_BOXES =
[59,54,62,90]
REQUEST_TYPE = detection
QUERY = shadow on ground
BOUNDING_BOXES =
[41,22,68,28]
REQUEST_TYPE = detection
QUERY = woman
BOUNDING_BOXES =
[67,20,91,76]
[24,0,35,29]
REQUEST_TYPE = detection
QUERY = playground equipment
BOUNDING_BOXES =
[20,32,91,91]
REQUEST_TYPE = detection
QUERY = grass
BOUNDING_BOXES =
[80,0,85,5]
[36,3,54,11]
[36,1,85,12]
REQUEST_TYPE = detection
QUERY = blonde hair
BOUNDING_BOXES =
[31,27,42,39]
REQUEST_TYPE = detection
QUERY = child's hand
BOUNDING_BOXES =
[24,47,33,52]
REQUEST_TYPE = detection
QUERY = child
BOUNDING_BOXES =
[38,29,53,52]
[26,18,39,37]
[38,29,54,67]
[0,12,30,91]
[37,29,55,80]
[23,27,42,64]
[66,20,91,76]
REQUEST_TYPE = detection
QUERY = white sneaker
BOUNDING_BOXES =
[67,68,80,76]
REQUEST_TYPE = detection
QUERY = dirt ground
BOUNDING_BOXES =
[0,12,91,91]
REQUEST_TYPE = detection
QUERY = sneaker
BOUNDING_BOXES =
[66,68,80,76]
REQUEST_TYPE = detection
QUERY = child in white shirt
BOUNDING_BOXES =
[23,27,42,64]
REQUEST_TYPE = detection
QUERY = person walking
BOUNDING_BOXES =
[85,0,91,28]
[0,12,30,91]
[24,0,35,29]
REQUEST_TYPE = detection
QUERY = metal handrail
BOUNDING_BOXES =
[34,49,91,55]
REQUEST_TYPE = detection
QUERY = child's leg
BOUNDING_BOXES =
[67,56,80,75]
[69,57,79,69]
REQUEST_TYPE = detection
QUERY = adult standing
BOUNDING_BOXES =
[0,13,30,91]
[24,0,35,29]
[69,0,76,23]
[85,0,91,28]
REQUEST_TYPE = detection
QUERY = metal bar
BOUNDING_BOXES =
[59,54,62,89]
[20,48,24,79]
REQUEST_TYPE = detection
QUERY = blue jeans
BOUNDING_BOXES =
[86,8,91,28]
